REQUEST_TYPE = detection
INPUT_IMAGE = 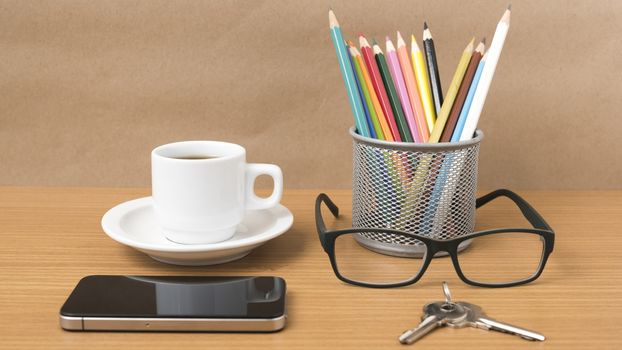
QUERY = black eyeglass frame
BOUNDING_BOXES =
[315,189,555,288]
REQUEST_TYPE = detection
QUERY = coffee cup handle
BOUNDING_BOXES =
[245,164,283,210]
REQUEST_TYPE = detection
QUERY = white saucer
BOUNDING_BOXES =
[101,197,294,266]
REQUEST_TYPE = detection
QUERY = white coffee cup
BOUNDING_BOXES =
[151,141,283,244]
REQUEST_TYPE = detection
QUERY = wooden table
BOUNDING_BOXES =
[1,187,620,349]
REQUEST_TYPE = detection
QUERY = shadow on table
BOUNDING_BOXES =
[118,225,308,272]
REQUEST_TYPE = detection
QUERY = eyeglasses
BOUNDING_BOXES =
[315,189,555,288]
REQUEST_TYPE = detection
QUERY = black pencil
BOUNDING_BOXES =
[423,22,443,117]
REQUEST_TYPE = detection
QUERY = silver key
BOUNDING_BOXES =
[449,302,545,341]
[399,301,468,345]
[399,313,445,345]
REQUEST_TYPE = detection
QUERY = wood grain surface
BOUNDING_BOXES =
[0,187,621,349]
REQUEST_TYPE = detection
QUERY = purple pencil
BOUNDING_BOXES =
[385,37,421,143]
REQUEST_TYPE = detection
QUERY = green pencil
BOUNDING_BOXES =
[348,43,385,140]
[372,40,413,142]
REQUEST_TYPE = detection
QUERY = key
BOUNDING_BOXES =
[399,313,445,345]
[399,301,468,345]
[449,302,545,341]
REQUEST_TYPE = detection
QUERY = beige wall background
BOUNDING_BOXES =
[0,0,620,189]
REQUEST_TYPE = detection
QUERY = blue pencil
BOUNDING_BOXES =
[427,57,487,235]
[347,42,376,139]
[451,54,487,142]
[329,9,371,137]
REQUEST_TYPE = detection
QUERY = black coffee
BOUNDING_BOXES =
[173,155,219,160]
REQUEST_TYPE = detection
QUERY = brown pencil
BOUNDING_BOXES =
[440,39,486,142]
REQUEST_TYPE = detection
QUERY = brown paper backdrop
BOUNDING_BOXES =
[1,0,620,189]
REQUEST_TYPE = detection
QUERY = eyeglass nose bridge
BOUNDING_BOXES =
[432,250,452,258]
[424,239,472,259]
[419,244,463,281]
[427,248,455,259]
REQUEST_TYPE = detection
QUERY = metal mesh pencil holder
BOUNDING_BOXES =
[350,127,484,258]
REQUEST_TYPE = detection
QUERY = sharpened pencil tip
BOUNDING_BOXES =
[372,38,379,46]
[475,39,486,53]
[386,37,396,51]
[359,35,370,48]
[410,34,421,52]
[328,8,337,27]
[501,4,511,24]
[465,37,475,51]
[422,24,432,40]
[396,31,407,47]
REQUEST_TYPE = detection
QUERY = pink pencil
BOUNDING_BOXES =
[385,37,421,143]
[396,31,429,142]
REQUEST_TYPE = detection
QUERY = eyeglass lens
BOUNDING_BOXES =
[456,231,545,284]
[333,232,427,285]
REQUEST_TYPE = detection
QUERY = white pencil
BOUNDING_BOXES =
[459,5,511,141]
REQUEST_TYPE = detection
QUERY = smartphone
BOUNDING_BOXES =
[60,275,286,332]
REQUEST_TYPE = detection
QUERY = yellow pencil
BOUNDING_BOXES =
[428,38,474,143]
[411,34,436,134]
[350,44,394,141]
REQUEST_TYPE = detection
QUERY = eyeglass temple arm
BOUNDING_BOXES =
[476,189,553,232]
[315,193,340,242]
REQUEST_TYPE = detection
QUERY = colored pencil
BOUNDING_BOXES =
[432,43,486,232]
[451,53,487,142]
[410,34,435,140]
[346,41,377,139]
[350,43,393,141]
[348,43,385,140]
[373,40,413,142]
[328,10,370,137]
[386,37,421,143]
[459,6,511,141]
[423,22,443,118]
[428,38,474,143]
[359,35,401,141]
[440,39,485,142]
[397,31,429,142]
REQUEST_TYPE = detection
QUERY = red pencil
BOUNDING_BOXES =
[359,34,401,141]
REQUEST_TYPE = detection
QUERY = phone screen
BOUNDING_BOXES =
[60,276,286,319]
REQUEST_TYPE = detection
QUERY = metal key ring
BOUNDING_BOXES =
[442,281,452,304]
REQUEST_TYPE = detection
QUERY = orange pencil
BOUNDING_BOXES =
[348,42,394,141]
[396,31,429,142]
[359,34,402,141]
